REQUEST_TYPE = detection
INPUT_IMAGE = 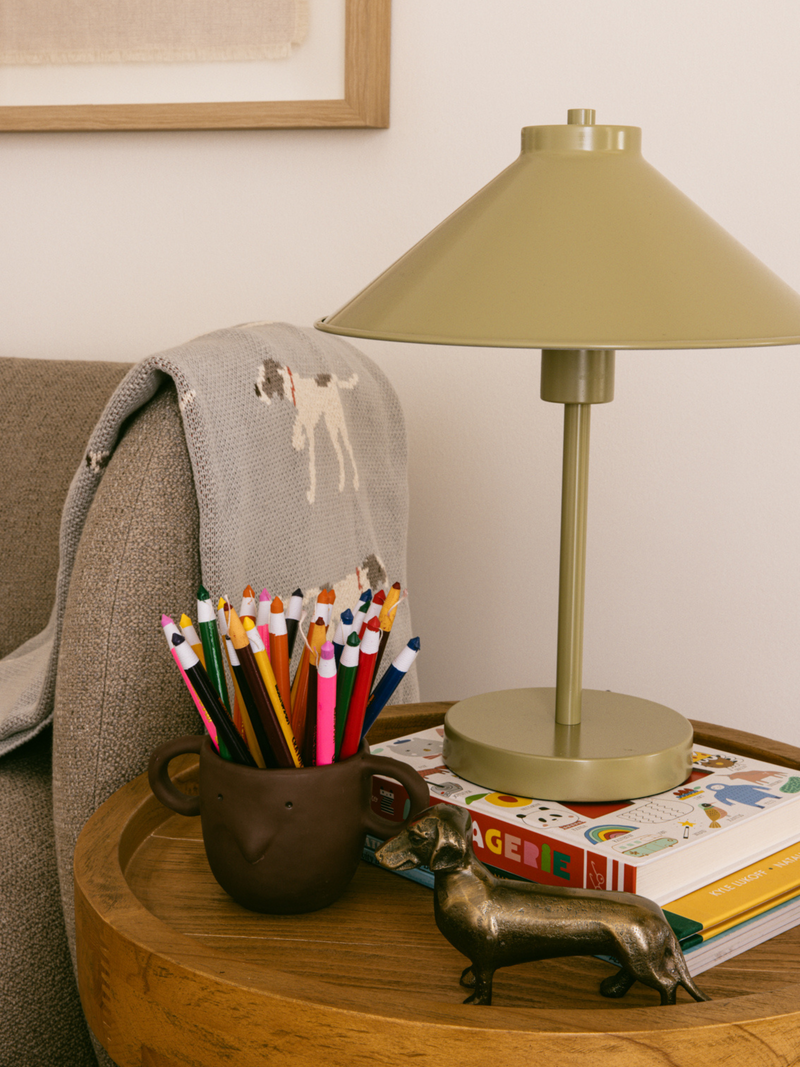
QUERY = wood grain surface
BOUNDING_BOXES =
[75,703,800,1066]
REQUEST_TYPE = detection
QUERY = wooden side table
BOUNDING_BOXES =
[75,702,800,1066]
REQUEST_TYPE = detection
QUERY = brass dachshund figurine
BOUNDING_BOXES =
[376,805,709,1006]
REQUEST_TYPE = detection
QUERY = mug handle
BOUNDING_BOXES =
[360,753,431,837]
[148,734,204,817]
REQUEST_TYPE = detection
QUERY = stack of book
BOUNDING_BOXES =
[364,727,800,976]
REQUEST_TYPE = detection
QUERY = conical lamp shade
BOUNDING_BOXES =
[317,121,800,349]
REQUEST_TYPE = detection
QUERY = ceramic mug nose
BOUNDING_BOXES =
[148,734,430,913]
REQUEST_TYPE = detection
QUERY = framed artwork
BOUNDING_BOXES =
[0,0,389,131]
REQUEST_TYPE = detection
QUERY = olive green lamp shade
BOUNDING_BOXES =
[316,111,800,800]
[317,120,800,349]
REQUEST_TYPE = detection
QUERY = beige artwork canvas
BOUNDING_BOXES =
[0,0,308,64]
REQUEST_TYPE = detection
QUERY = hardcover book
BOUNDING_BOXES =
[368,727,800,905]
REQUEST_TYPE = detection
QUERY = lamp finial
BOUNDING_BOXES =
[567,108,595,125]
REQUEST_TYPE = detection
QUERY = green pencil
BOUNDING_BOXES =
[197,584,230,711]
[334,631,360,759]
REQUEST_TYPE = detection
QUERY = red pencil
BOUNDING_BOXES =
[359,589,385,639]
[339,616,381,759]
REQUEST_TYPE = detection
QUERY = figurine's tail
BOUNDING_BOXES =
[669,936,710,1002]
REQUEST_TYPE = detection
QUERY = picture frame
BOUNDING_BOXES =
[0,0,389,132]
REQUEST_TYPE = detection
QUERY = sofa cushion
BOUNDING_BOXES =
[0,358,131,660]
[0,726,98,1067]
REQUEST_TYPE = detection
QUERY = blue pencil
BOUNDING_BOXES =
[332,607,354,666]
[360,637,421,738]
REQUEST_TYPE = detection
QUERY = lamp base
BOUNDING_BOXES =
[442,688,693,802]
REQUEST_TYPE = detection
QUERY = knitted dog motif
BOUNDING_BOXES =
[255,357,360,504]
[302,554,387,625]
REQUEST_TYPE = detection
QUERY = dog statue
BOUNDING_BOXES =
[376,805,710,1007]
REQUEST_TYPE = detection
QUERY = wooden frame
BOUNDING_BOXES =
[0,0,389,132]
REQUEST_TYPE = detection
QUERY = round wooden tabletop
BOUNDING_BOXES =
[75,703,800,1066]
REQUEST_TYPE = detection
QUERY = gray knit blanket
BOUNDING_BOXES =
[0,322,417,756]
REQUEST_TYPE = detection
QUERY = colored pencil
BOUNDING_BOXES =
[162,615,225,757]
[239,584,257,623]
[353,590,372,637]
[304,659,319,766]
[224,636,271,768]
[332,607,354,666]
[290,614,325,744]
[339,617,381,759]
[285,588,303,657]
[295,616,327,759]
[361,588,385,635]
[197,586,230,711]
[243,616,303,768]
[268,595,292,715]
[334,632,360,759]
[374,581,402,677]
[171,634,256,767]
[361,637,421,739]
[216,597,244,738]
[319,587,336,628]
[179,613,206,669]
[228,608,301,768]
[315,642,337,765]
[256,588,271,657]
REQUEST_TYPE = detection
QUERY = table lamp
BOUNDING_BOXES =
[316,109,800,801]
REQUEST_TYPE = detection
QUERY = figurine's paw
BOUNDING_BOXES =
[600,971,635,999]
[462,991,492,1005]
[460,966,476,988]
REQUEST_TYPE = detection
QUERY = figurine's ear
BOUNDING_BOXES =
[429,816,469,872]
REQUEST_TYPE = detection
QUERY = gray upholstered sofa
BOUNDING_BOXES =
[1,358,209,1065]
[0,341,416,1066]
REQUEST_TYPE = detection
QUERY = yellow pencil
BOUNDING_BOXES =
[179,613,206,669]
[240,615,303,768]
[216,598,266,767]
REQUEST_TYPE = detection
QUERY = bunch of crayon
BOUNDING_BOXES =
[161,581,420,769]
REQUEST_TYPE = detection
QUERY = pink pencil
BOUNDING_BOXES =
[256,588,271,657]
[315,642,337,765]
[161,614,220,750]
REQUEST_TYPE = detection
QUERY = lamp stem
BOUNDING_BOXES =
[541,349,616,727]
[555,403,591,725]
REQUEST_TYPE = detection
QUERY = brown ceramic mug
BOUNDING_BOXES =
[148,734,430,914]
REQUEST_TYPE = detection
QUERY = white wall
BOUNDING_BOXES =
[4,1,800,747]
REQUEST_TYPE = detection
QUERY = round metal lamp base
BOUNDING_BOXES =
[443,688,694,802]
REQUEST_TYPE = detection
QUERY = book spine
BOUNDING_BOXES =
[362,838,532,891]
[363,836,435,889]
[369,775,637,894]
